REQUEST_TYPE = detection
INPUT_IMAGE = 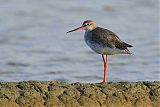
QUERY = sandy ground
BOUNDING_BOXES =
[0,81,159,107]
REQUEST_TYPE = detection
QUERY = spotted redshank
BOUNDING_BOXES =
[67,20,133,83]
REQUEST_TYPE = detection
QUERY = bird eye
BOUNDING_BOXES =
[86,23,90,26]
[83,23,90,27]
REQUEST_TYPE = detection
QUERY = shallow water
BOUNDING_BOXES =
[0,0,159,83]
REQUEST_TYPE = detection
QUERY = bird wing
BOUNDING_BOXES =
[91,27,132,50]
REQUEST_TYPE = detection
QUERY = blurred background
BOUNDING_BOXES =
[0,0,159,83]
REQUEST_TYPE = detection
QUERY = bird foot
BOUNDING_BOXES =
[100,81,107,84]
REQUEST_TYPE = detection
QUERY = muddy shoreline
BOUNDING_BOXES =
[0,81,159,107]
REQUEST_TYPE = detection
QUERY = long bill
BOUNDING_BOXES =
[66,26,85,33]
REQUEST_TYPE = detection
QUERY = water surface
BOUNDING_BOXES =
[0,0,159,82]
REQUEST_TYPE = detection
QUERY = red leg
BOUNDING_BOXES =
[105,55,108,82]
[102,54,106,83]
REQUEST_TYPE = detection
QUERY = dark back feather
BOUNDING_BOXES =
[91,27,133,51]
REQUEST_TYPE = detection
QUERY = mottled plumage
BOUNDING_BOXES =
[87,27,133,54]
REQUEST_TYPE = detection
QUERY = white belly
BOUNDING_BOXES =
[84,31,125,55]
[86,41,123,55]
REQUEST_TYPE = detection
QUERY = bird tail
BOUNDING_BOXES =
[124,48,132,54]
[122,42,133,47]
[121,42,133,54]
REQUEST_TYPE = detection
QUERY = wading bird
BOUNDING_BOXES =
[67,20,132,83]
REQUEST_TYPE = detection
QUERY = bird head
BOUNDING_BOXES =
[67,20,97,33]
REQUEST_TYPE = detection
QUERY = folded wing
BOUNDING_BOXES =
[91,27,133,54]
